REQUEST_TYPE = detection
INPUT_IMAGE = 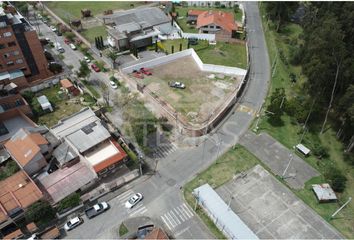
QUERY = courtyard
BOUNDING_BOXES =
[134,56,244,125]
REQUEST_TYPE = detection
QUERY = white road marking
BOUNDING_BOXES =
[129,205,147,217]
[166,212,178,227]
[160,215,172,231]
[169,210,181,224]
[164,212,177,228]
[182,203,194,217]
[176,206,188,220]
[174,208,185,221]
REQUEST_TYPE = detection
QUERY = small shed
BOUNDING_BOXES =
[296,143,310,156]
[312,183,337,202]
[37,95,53,112]
[60,79,80,96]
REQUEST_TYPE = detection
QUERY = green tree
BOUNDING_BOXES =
[48,63,63,74]
[265,2,298,32]
[78,60,90,79]
[267,88,286,126]
[64,32,75,41]
[325,168,347,193]
[25,200,56,225]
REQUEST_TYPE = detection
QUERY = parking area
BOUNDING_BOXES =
[240,131,319,189]
[216,165,342,239]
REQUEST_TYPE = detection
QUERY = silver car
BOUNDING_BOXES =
[125,193,143,209]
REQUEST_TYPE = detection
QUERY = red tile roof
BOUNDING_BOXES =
[188,9,206,16]
[197,10,237,33]
[145,228,169,240]
[60,79,73,89]
[0,171,42,223]
[3,229,24,240]
[92,140,127,173]
[4,129,48,167]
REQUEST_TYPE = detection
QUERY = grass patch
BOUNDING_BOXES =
[45,2,144,24]
[258,4,354,238]
[119,223,128,236]
[184,145,258,239]
[0,160,20,181]
[82,80,101,99]
[161,39,247,69]
[80,25,107,43]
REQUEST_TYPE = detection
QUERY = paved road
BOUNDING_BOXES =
[38,2,270,239]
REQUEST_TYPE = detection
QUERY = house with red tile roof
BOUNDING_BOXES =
[0,170,42,237]
[187,10,242,41]
[4,128,51,176]
[144,228,169,240]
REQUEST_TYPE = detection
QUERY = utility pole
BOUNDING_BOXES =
[330,197,351,219]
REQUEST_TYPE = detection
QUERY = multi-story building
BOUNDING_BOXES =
[0,4,52,89]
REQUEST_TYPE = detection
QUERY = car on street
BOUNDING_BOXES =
[64,217,83,231]
[50,25,57,32]
[125,193,143,209]
[110,81,118,89]
[85,202,109,219]
[91,63,100,72]
[69,43,76,50]
[169,81,186,89]
[84,56,91,63]
[54,43,65,53]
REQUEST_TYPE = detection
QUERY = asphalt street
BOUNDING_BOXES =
[36,2,270,239]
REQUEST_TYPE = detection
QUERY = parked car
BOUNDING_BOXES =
[110,81,118,89]
[169,81,185,89]
[140,67,152,75]
[69,43,76,50]
[125,193,143,209]
[85,202,109,219]
[50,25,57,32]
[91,63,100,72]
[64,38,70,44]
[64,217,83,231]
[132,70,144,79]
[54,43,65,53]
[84,56,91,63]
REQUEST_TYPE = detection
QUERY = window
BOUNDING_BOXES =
[3,32,11,37]
[16,58,23,64]
[7,61,14,66]
[0,44,5,49]
[8,41,16,47]
[13,50,19,56]
[3,53,10,58]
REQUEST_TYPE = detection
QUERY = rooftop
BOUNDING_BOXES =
[4,128,48,167]
[0,70,24,82]
[106,7,170,29]
[60,79,73,89]
[312,183,338,202]
[51,108,111,153]
[0,109,36,144]
[37,161,96,203]
[144,228,169,240]
[0,170,43,223]
[193,183,258,239]
[196,10,237,33]
[52,142,78,166]
[85,139,127,173]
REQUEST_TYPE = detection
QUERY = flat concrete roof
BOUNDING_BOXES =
[84,140,119,166]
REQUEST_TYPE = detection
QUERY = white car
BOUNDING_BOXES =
[125,193,143,209]
[110,81,118,89]
[50,25,57,32]
[64,216,83,231]
[84,56,91,63]
[69,43,76,50]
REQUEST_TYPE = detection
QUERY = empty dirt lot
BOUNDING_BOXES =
[216,165,342,239]
[139,56,243,126]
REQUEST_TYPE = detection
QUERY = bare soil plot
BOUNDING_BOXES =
[135,56,243,126]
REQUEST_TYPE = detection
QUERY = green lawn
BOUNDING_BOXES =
[175,6,241,33]
[118,223,128,236]
[257,4,354,238]
[184,145,259,239]
[161,39,247,69]
[80,25,107,43]
[45,1,145,24]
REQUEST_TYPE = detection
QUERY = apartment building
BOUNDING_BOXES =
[0,5,52,89]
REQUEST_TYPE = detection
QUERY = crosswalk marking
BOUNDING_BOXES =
[160,204,195,231]
[152,143,178,158]
[129,205,147,217]
[161,215,172,231]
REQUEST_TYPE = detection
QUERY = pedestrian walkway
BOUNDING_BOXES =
[152,143,178,159]
[111,189,148,217]
[160,203,194,231]
[239,131,319,189]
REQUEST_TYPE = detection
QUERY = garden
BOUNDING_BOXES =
[23,84,96,127]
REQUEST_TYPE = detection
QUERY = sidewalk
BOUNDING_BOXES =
[239,131,319,189]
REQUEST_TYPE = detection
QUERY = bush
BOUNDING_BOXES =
[0,160,20,180]
[312,143,329,159]
[343,153,354,165]
[325,168,347,193]
[25,200,56,226]
[57,193,81,212]
[285,97,309,123]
